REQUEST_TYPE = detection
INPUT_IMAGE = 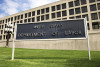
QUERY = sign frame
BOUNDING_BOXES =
[15,18,87,41]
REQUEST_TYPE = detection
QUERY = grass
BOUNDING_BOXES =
[0,47,100,67]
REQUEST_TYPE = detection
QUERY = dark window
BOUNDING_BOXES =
[57,12,61,17]
[25,13,27,18]
[6,19,7,22]
[28,12,31,17]
[57,5,61,10]
[46,14,49,20]
[37,16,40,21]
[81,6,87,13]
[18,15,20,20]
[20,20,23,23]
[89,0,95,3]
[81,0,86,5]
[82,14,89,21]
[46,7,49,13]
[24,19,27,23]
[37,10,40,15]
[52,13,56,18]
[75,8,80,14]
[75,0,80,6]
[87,23,90,30]
[91,13,98,20]
[76,15,81,18]
[62,18,67,20]
[15,16,17,20]
[32,17,35,22]
[0,36,2,40]
[11,17,13,21]
[41,15,44,21]
[69,1,73,7]
[32,11,35,16]
[21,14,23,19]
[90,4,97,11]
[17,21,19,23]
[69,17,74,19]
[69,9,74,15]
[28,18,31,22]
[52,6,55,11]
[99,12,100,19]
[92,22,99,29]
[41,9,45,14]
[62,10,67,16]
[62,3,66,9]
[97,3,100,10]
[8,18,10,22]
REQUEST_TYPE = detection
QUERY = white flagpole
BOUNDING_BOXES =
[85,17,91,60]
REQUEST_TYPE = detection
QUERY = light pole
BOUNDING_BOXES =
[5,21,13,47]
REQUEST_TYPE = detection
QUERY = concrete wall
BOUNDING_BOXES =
[0,33,100,51]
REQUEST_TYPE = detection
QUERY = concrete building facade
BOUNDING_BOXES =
[0,0,100,51]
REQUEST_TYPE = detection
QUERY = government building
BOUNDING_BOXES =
[0,0,100,51]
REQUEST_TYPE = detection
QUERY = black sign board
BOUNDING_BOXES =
[16,19,86,40]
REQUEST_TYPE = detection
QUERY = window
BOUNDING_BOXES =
[25,13,27,18]
[90,4,97,11]
[41,9,45,14]
[75,8,81,14]
[69,1,73,7]
[11,17,13,21]
[97,3,100,10]
[17,21,19,23]
[20,20,23,23]
[76,15,81,18]
[18,15,20,20]
[62,3,66,9]
[87,23,90,30]
[62,10,67,16]
[69,9,74,15]
[62,18,67,20]
[52,6,55,11]
[82,14,89,21]
[99,12,100,19]
[28,18,31,22]
[92,22,99,29]
[81,6,87,13]
[8,18,10,22]
[37,16,40,21]
[41,15,44,21]
[57,12,61,17]
[24,19,27,23]
[89,0,95,3]
[32,11,35,16]
[28,19,31,22]
[46,14,49,20]
[81,0,86,5]
[52,13,56,18]
[32,17,35,22]
[75,0,80,6]
[15,16,17,20]
[69,17,74,19]
[57,5,61,10]
[21,14,23,19]
[37,10,40,15]
[46,7,49,13]
[0,36,2,40]
[91,13,98,20]
[28,12,31,17]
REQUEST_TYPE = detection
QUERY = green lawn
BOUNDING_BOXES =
[0,47,100,67]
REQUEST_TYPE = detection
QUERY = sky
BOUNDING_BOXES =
[0,0,59,18]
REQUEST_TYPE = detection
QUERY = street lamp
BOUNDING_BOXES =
[5,21,13,47]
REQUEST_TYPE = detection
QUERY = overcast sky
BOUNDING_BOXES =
[0,0,59,18]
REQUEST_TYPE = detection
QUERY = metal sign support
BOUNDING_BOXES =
[85,17,91,60]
